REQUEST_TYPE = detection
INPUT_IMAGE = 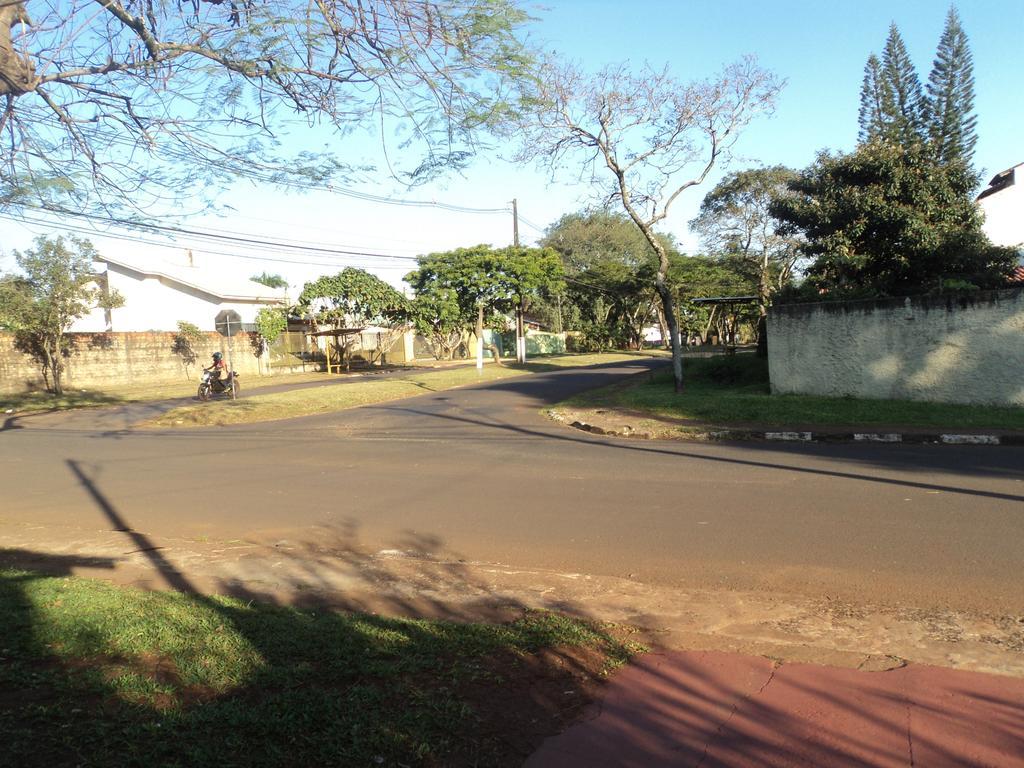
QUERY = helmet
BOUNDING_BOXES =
[212,352,223,361]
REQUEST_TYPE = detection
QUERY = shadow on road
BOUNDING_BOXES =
[370,401,1024,504]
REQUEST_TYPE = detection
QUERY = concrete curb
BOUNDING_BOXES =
[565,419,1023,446]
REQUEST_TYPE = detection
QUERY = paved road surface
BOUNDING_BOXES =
[2,358,1023,614]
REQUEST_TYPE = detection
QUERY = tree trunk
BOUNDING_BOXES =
[757,261,771,358]
[45,343,63,395]
[655,303,670,350]
[475,304,502,367]
[614,174,683,390]
[655,277,683,392]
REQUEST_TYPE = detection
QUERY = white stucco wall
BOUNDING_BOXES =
[978,164,1023,250]
[768,288,1024,406]
[71,265,281,332]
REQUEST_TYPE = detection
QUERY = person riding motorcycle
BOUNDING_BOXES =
[204,352,228,391]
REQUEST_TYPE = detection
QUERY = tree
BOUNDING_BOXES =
[251,273,289,290]
[925,6,977,167]
[771,141,1016,298]
[253,307,289,370]
[171,320,204,380]
[299,268,409,366]
[411,288,467,360]
[668,254,758,344]
[857,54,887,143]
[540,209,678,345]
[541,210,675,272]
[690,165,801,352]
[879,24,925,147]
[406,245,563,364]
[516,56,781,391]
[0,236,123,393]
[0,1,531,215]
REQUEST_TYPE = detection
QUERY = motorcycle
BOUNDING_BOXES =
[198,369,240,401]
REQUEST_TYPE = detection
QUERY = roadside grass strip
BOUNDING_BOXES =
[563,353,1024,431]
[0,568,640,767]
[0,372,334,415]
[146,353,650,428]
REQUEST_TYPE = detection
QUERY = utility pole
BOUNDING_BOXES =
[512,198,520,248]
[512,198,525,364]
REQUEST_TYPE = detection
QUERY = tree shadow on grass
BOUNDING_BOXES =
[0,462,632,767]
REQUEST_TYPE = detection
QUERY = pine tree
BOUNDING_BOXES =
[925,6,977,167]
[880,23,925,146]
[857,54,888,142]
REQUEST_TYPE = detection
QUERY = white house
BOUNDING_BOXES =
[73,249,288,332]
[977,162,1024,252]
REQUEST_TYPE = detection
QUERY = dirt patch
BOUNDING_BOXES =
[548,405,734,442]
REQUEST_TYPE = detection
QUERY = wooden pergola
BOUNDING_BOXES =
[310,328,365,373]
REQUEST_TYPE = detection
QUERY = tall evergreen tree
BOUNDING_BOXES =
[925,6,977,167]
[880,24,925,146]
[857,54,888,142]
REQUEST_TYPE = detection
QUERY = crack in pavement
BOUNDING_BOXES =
[693,659,782,768]
[905,690,916,767]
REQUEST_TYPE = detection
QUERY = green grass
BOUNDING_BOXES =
[567,353,1024,430]
[0,567,639,767]
[146,353,651,427]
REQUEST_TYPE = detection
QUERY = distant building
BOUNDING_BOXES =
[977,162,1024,253]
[72,250,288,332]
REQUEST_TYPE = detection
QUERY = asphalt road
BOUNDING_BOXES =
[3,358,1023,614]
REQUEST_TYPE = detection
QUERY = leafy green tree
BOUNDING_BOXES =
[300,269,408,328]
[300,268,409,366]
[565,261,658,350]
[668,255,758,343]
[925,6,977,167]
[0,236,123,393]
[406,245,563,362]
[251,273,289,290]
[411,288,467,360]
[253,307,290,368]
[171,320,205,380]
[0,1,532,214]
[690,166,801,318]
[771,141,1016,298]
[540,210,679,346]
[539,210,675,347]
[541,210,674,272]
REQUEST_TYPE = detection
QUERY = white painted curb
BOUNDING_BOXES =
[940,434,1000,445]
[765,431,813,441]
[853,433,902,442]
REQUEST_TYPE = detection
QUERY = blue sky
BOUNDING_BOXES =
[2,0,1021,289]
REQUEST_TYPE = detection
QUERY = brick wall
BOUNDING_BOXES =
[0,331,264,393]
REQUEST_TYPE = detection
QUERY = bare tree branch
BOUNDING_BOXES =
[516,54,782,391]
[0,0,532,216]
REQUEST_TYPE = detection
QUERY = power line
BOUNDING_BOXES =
[0,211,419,270]
[517,214,547,235]
[7,205,421,263]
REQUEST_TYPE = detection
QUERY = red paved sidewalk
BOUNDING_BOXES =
[526,651,1024,767]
